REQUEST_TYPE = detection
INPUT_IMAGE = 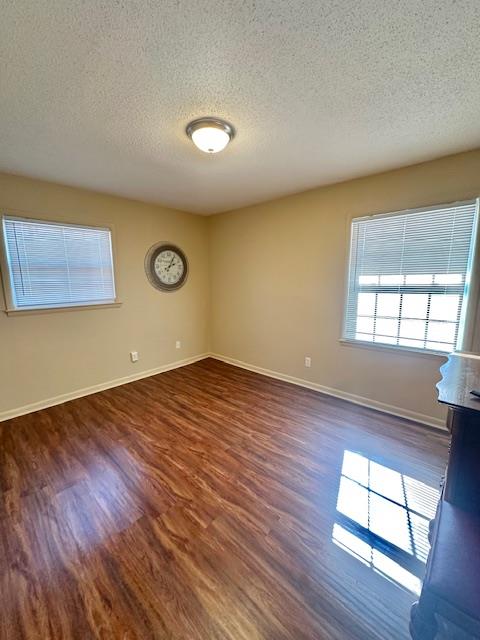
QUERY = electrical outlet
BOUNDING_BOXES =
[305,356,311,368]
[175,340,181,349]
[130,351,139,363]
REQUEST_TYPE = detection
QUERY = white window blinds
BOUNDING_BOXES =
[2,216,116,310]
[343,201,478,353]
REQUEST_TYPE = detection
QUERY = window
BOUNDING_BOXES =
[343,200,478,353]
[1,216,116,311]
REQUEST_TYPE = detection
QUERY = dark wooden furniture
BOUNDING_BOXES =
[410,353,480,639]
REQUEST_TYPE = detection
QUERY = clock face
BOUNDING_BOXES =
[145,243,188,291]
[154,249,184,286]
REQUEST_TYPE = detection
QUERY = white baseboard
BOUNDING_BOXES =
[209,353,446,430]
[0,353,209,422]
[1,351,446,431]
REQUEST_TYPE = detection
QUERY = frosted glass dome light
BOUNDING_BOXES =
[186,118,235,154]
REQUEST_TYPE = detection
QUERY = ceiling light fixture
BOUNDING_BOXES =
[186,117,235,154]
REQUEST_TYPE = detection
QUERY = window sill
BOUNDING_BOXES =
[4,301,122,316]
[339,338,449,359]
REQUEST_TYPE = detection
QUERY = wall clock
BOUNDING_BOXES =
[145,243,188,292]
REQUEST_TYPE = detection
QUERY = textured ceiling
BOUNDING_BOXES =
[1,1,480,215]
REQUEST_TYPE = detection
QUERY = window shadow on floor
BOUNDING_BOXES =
[332,450,440,595]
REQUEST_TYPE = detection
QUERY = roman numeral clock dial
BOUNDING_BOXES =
[145,243,188,292]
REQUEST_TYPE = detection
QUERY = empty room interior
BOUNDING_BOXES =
[1,2,480,639]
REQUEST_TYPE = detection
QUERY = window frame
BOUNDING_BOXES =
[341,199,480,357]
[0,213,120,315]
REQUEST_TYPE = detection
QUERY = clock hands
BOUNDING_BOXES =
[167,256,180,272]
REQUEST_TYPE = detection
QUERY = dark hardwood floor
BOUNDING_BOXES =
[0,358,448,639]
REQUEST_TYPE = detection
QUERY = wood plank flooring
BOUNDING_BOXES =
[0,358,448,639]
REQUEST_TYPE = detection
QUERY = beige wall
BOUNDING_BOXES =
[209,149,480,425]
[0,173,210,417]
[2,150,480,425]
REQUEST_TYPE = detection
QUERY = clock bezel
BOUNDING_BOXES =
[145,242,188,292]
